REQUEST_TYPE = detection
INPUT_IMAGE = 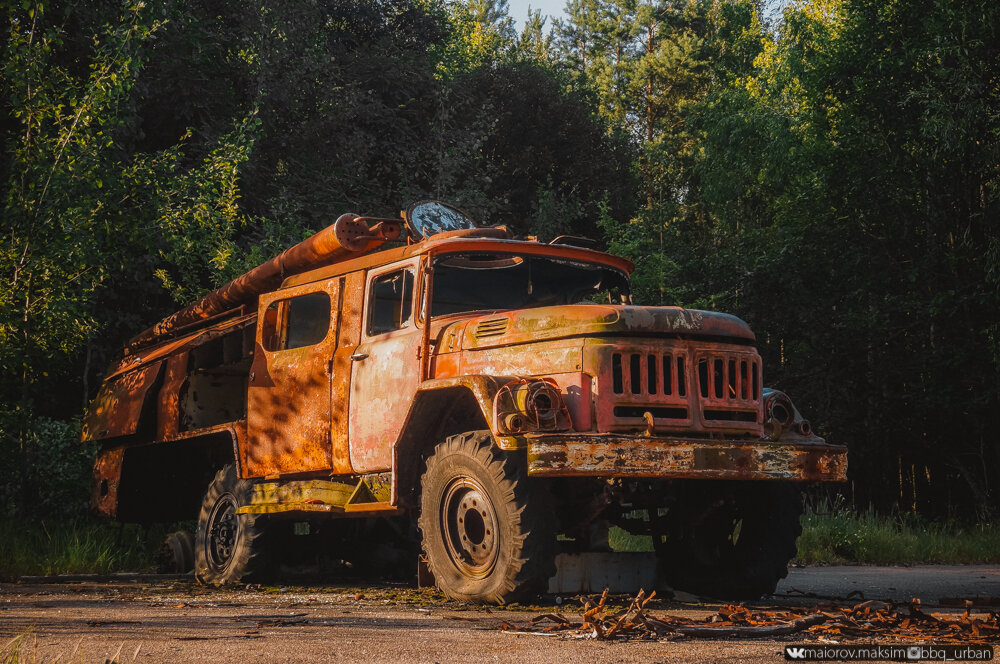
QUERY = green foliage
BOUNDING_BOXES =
[146,113,260,300]
[0,518,158,580]
[0,416,93,519]
[0,1,260,392]
[0,3,262,517]
[518,9,553,62]
[796,500,1000,565]
[1,3,157,411]
[436,0,517,77]
[438,59,635,236]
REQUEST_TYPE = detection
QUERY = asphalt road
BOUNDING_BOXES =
[776,565,1000,604]
[1,566,997,663]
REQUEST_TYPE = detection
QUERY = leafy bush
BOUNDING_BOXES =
[0,416,94,519]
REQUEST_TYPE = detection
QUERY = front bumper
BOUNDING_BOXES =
[525,433,847,482]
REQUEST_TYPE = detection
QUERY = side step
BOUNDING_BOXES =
[236,473,397,516]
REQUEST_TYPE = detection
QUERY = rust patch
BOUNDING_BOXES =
[526,434,847,481]
[245,279,339,477]
[82,361,163,441]
[348,259,423,473]
[91,445,125,517]
[330,271,365,474]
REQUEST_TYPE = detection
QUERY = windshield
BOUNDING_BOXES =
[431,253,631,317]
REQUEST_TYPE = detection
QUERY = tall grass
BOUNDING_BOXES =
[796,503,1000,565]
[0,518,159,580]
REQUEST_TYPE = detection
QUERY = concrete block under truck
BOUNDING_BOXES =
[84,201,847,603]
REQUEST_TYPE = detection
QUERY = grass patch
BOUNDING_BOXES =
[0,518,161,580]
[608,505,1000,566]
[796,507,1000,565]
[609,527,653,552]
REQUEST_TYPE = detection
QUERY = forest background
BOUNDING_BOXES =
[1,0,997,526]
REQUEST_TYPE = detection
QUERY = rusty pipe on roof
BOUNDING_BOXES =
[128,214,400,350]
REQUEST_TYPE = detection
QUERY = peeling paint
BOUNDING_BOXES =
[526,434,847,481]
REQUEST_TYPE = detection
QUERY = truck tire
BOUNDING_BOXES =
[157,530,194,574]
[194,464,271,586]
[418,431,555,603]
[654,482,802,600]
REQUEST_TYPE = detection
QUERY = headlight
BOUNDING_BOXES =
[494,379,571,434]
[762,389,794,439]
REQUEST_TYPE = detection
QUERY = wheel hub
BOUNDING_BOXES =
[440,477,499,578]
[207,493,239,571]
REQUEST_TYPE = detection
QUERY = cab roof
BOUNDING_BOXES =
[280,234,635,290]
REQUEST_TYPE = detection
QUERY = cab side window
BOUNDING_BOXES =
[368,270,414,335]
[262,291,331,351]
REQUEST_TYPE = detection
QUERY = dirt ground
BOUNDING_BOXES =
[2,566,997,663]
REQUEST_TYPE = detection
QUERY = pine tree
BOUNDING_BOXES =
[518,8,553,62]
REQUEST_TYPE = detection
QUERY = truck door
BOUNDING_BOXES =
[348,260,422,472]
[246,279,339,476]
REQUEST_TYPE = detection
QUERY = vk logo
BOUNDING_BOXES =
[785,647,807,659]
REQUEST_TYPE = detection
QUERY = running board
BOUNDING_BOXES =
[237,473,395,515]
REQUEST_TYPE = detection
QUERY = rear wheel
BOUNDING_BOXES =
[418,431,555,603]
[653,482,802,600]
[157,530,194,574]
[194,465,271,585]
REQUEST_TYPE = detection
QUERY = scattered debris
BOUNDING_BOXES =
[499,590,1000,643]
[18,573,191,584]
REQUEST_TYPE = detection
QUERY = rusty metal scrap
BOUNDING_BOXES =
[499,590,1000,643]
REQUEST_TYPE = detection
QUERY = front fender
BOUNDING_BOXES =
[391,375,521,507]
[395,376,520,452]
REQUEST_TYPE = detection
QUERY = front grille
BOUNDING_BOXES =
[611,352,687,398]
[696,355,759,401]
[695,351,760,424]
[605,347,762,432]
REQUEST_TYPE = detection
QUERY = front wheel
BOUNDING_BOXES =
[194,465,271,585]
[418,431,555,603]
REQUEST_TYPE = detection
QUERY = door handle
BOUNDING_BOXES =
[350,352,369,361]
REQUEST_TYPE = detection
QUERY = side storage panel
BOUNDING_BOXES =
[82,362,163,441]
[246,278,340,476]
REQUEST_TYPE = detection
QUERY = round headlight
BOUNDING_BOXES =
[766,392,794,427]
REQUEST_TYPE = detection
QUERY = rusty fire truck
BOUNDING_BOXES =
[83,201,846,603]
